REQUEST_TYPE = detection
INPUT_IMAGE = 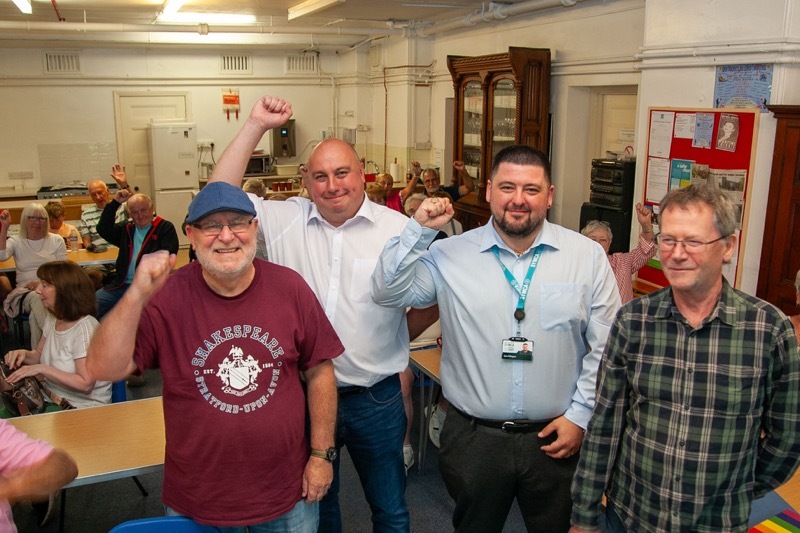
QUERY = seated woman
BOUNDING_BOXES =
[581,203,657,304]
[3,261,111,409]
[0,204,67,347]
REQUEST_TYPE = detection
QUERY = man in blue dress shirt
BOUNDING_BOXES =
[371,145,620,532]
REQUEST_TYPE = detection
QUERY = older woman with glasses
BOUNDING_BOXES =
[581,203,657,304]
[0,204,68,347]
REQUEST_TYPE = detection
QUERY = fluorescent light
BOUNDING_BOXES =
[12,0,32,15]
[157,12,257,24]
[287,0,345,21]
[161,0,188,16]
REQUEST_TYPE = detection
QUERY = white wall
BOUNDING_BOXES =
[0,47,350,191]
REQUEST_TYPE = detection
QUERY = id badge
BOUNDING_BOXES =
[501,337,533,362]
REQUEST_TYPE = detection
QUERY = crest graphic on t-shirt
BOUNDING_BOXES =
[216,346,262,397]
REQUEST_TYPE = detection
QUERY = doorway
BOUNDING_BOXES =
[113,92,192,199]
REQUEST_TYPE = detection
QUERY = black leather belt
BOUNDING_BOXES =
[337,384,368,396]
[453,407,552,434]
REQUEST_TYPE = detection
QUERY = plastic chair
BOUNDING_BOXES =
[12,297,29,349]
[109,516,221,532]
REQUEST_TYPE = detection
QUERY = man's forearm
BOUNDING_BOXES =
[209,120,268,187]
[1,448,77,504]
[85,288,147,381]
[304,361,337,450]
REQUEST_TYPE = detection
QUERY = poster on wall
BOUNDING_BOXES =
[713,64,773,112]
[641,107,759,289]
[716,113,740,152]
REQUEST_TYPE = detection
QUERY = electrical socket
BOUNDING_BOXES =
[197,140,214,150]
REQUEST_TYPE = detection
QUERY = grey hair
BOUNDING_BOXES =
[795,269,800,293]
[404,192,427,216]
[659,184,737,238]
[580,220,612,242]
[19,203,48,239]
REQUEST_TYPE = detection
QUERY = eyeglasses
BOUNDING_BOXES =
[655,233,728,253]
[191,218,254,237]
[27,216,47,222]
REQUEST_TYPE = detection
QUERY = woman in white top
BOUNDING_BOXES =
[4,261,110,409]
[0,204,68,346]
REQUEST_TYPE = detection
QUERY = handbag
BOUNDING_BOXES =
[0,361,74,416]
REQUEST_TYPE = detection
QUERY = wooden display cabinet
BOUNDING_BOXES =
[447,47,551,230]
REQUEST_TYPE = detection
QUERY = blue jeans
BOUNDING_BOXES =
[602,503,627,533]
[318,373,409,533]
[96,284,129,319]
[165,500,318,532]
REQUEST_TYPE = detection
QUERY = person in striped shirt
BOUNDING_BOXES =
[581,202,656,304]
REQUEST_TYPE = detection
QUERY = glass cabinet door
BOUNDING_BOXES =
[490,78,517,161]
[462,80,483,187]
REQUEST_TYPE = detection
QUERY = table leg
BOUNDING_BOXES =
[417,369,426,473]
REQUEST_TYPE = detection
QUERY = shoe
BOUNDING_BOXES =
[403,444,414,473]
[428,404,447,449]
[126,373,145,387]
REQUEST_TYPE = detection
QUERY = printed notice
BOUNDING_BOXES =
[674,113,696,139]
[648,111,675,158]
[646,157,670,203]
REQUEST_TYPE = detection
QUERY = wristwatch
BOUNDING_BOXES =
[310,447,338,462]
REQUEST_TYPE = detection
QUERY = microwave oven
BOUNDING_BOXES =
[244,154,276,176]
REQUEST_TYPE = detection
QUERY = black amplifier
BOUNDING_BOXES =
[590,181,627,196]
[589,159,635,211]
[590,191,629,210]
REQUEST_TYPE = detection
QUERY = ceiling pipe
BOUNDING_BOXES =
[0,20,404,37]
[418,0,586,37]
[0,0,589,46]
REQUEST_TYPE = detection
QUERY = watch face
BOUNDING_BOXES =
[326,447,338,462]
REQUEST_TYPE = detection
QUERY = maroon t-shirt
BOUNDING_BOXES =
[135,259,343,526]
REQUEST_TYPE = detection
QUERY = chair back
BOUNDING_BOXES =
[109,516,220,532]
[111,380,127,403]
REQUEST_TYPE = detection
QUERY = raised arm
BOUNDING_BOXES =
[85,250,176,382]
[400,161,423,204]
[635,203,654,244]
[453,161,475,196]
[210,96,293,187]
[371,196,454,308]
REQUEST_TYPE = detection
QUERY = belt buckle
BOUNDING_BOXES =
[501,421,519,433]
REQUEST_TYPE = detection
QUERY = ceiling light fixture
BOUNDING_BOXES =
[157,12,257,24]
[161,0,188,16]
[287,0,345,21]
[12,0,32,15]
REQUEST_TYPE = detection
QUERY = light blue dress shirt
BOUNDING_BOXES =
[371,217,621,428]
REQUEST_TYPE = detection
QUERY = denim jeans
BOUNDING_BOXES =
[603,503,627,533]
[318,373,409,533]
[165,500,318,532]
[95,284,129,319]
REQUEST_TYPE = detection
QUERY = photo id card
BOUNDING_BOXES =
[502,337,533,362]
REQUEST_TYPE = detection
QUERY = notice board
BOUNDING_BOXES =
[639,107,759,289]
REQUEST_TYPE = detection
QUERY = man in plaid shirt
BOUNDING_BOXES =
[570,184,800,533]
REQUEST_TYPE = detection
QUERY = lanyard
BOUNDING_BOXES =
[492,245,543,333]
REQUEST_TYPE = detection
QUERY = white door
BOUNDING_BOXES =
[114,92,192,199]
